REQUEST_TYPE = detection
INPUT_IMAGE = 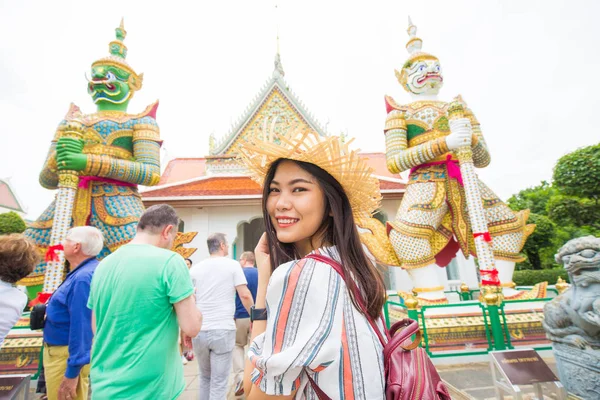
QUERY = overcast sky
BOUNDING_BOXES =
[1,0,598,218]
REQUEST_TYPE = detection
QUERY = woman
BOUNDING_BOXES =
[239,130,387,399]
[0,234,40,346]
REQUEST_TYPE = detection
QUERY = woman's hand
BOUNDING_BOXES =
[255,233,272,280]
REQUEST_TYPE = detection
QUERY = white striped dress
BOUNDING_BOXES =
[248,246,386,399]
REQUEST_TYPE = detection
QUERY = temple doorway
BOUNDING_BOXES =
[234,217,265,259]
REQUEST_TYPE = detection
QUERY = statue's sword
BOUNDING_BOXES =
[447,101,500,294]
[42,119,85,294]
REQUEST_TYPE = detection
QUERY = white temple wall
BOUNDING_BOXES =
[380,198,401,221]
[455,251,479,289]
[174,205,262,264]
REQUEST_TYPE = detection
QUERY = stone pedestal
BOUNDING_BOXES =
[553,342,600,398]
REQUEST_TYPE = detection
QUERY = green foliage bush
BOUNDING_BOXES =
[513,268,570,286]
[0,211,27,234]
[508,143,600,270]
[553,143,600,201]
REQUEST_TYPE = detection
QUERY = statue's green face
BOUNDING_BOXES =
[87,65,131,105]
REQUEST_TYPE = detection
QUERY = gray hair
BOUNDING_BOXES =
[137,204,179,234]
[66,226,104,257]
[207,233,227,254]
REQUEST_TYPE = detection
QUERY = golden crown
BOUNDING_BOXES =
[236,127,381,221]
[91,19,143,92]
[396,17,439,90]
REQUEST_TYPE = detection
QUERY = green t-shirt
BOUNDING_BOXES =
[87,244,194,400]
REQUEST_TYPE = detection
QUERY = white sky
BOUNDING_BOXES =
[1,0,599,218]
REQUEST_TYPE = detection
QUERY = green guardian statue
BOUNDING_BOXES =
[20,20,161,299]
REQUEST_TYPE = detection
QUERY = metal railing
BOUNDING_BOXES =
[384,294,553,358]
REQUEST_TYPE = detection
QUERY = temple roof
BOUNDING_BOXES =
[145,55,406,205]
[0,177,26,213]
[143,153,405,201]
[210,53,326,156]
[142,174,404,200]
[157,152,402,185]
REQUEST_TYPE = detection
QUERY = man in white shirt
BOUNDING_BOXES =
[189,233,254,399]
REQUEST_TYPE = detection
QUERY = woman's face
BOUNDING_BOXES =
[267,160,327,257]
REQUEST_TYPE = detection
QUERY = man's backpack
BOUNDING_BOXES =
[305,254,451,400]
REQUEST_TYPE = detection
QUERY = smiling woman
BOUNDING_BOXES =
[266,160,327,257]
[237,129,387,399]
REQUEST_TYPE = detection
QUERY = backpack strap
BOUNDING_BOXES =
[307,374,332,400]
[305,254,388,346]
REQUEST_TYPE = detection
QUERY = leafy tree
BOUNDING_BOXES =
[547,195,600,229]
[520,213,556,270]
[0,211,27,234]
[508,143,600,270]
[506,181,557,215]
[553,143,600,203]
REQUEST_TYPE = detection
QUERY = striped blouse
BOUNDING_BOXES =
[249,246,386,399]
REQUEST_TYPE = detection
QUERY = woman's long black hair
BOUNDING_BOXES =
[262,159,386,319]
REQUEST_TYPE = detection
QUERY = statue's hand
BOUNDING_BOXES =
[57,153,87,171]
[56,137,84,156]
[56,137,87,171]
[446,117,472,150]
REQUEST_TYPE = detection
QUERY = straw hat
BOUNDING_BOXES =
[237,127,381,221]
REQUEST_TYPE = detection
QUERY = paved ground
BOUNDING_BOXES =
[180,357,565,399]
[179,359,242,400]
[437,358,565,400]
[29,355,567,399]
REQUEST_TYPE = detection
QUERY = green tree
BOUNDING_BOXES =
[547,195,600,229]
[553,143,600,203]
[506,181,557,215]
[520,213,556,270]
[0,211,27,234]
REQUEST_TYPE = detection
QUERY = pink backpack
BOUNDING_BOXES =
[305,254,451,400]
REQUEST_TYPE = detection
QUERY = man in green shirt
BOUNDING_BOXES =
[88,204,202,400]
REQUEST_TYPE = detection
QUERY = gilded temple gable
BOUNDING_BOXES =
[211,57,327,157]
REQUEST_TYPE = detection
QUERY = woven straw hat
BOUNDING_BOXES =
[237,128,381,221]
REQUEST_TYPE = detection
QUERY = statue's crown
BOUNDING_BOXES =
[396,17,439,88]
[91,19,143,91]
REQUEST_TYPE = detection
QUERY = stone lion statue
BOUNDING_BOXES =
[543,236,600,348]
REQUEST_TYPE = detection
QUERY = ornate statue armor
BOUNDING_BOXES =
[384,19,534,303]
[385,97,531,270]
[20,21,161,293]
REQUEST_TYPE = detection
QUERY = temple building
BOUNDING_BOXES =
[141,54,477,291]
[0,177,27,216]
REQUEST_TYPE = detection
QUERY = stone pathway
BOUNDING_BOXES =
[436,358,568,399]
[29,356,570,399]
[180,360,243,400]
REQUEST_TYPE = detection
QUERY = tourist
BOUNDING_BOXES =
[43,226,103,400]
[87,204,202,400]
[231,251,258,396]
[0,234,39,346]
[190,233,254,399]
[239,131,386,398]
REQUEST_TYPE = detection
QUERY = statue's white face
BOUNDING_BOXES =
[405,59,444,96]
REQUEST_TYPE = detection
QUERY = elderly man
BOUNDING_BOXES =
[43,226,103,400]
[88,204,202,400]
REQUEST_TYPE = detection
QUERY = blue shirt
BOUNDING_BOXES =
[44,257,98,378]
[234,267,258,319]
